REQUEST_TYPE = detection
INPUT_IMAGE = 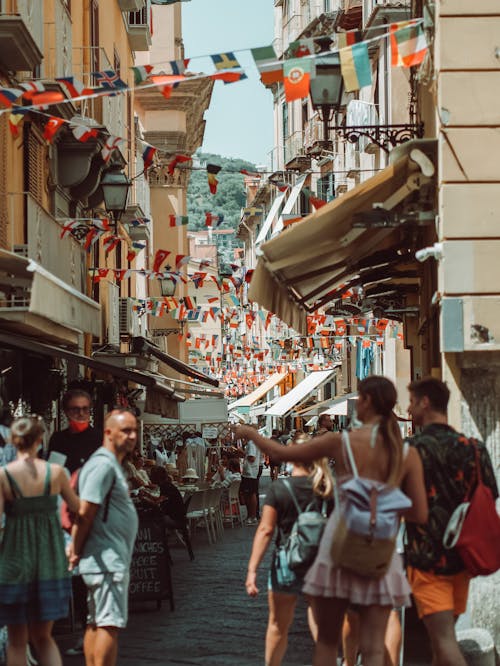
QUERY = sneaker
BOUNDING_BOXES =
[65,638,84,656]
[245,518,258,526]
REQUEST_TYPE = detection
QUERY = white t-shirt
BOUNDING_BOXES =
[242,440,259,479]
[154,448,169,466]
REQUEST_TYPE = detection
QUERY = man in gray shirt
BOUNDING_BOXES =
[69,409,139,666]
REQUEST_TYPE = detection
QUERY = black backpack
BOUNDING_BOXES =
[279,479,328,576]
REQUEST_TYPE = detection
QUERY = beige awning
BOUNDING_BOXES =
[249,155,432,334]
[228,372,288,410]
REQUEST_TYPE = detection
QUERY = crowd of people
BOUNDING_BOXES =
[236,376,498,666]
[0,375,497,666]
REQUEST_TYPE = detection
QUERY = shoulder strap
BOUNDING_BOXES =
[370,423,379,449]
[3,466,23,498]
[342,430,358,477]
[282,479,303,515]
[44,462,51,496]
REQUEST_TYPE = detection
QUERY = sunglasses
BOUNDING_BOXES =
[66,406,91,415]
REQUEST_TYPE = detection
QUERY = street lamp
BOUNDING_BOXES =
[309,53,424,153]
[159,267,177,297]
[309,52,344,146]
[101,166,131,228]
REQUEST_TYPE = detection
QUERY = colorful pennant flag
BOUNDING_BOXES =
[251,46,283,85]
[101,135,125,163]
[60,219,81,239]
[167,154,191,175]
[8,109,27,138]
[169,215,188,227]
[92,70,127,92]
[103,235,120,255]
[339,42,372,92]
[206,164,221,194]
[175,254,190,269]
[204,212,224,227]
[131,64,154,85]
[153,249,171,273]
[283,58,313,102]
[127,241,146,262]
[168,58,190,75]
[55,77,88,98]
[0,88,22,108]
[142,145,157,172]
[286,39,315,59]
[336,31,363,49]
[43,116,65,144]
[240,169,261,178]
[391,21,428,67]
[71,123,99,142]
[210,52,247,84]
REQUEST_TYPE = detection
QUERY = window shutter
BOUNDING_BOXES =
[27,127,46,207]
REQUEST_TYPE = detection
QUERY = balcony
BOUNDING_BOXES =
[126,1,152,52]
[118,0,145,10]
[0,1,43,72]
[338,0,362,30]
[284,131,311,172]
[363,0,411,32]
[26,195,87,292]
[304,114,329,156]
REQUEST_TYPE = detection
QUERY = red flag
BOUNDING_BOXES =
[175,254,189,269]
[309,195,327,209]
[167,154,191,175]
[93,268,110,283]
[207,164,221,195]
[84,228,99,251]
[153,249,171,273]
[43,116,65,143]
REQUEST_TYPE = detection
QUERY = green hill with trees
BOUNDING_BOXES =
[186,152,256,232]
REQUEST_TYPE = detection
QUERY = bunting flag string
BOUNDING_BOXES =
[0,20,425,122]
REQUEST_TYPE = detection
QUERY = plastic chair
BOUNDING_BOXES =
[206,487,224,540]
[224,480,243,528]
[185,490,213,544]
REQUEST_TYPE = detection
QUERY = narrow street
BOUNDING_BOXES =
[56,475,431,666]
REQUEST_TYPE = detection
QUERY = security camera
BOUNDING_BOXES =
[415,243,443,263]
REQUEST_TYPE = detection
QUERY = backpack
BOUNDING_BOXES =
[443,440,500,577]
[279,479,328,577]
[330,431,412,579]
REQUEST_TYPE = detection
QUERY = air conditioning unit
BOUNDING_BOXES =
[13,244,29,258]
[119,297,140,337]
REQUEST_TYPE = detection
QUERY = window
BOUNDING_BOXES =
[282,101,289,143]
[317,173,335,202]
[90,0,99,80]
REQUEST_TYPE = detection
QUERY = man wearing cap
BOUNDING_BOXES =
[239,429,260,526]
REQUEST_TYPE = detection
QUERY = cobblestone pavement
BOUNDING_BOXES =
[57,475,431,665]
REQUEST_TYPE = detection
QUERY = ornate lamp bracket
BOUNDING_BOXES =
[334,123,425,153]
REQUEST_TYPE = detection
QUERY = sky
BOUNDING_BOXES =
[182,0,274,167]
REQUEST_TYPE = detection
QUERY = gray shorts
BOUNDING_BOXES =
[83,572,130,629]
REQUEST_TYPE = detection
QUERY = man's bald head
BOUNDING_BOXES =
[104,409,138,460]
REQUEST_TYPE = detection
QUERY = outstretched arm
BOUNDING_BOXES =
[233,425,338,464]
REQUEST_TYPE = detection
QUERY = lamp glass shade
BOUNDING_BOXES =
[101,169,131,215]
[309,54,343,110]
[159,278,176,297]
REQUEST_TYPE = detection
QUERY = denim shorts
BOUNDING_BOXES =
[83,572,130,629]
[268,552,304,596]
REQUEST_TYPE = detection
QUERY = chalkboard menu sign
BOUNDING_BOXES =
[129,519,173,609]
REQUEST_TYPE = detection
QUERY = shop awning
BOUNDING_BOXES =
[265,368,338,417]
[228,372,288,410]
[300,391,358,417]
[249,153,434,334]
[255,192,287,245]
[0,249,101,342]
[131,336,219,388]
[0,333,184,401]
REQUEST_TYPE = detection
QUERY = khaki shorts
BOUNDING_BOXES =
[83,572,130,629]
[407,566,470,619]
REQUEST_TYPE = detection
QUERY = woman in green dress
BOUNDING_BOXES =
[0,416,79,666]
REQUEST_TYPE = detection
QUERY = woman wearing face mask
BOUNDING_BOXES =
[0,416,80,666]
[47,389,101,474]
